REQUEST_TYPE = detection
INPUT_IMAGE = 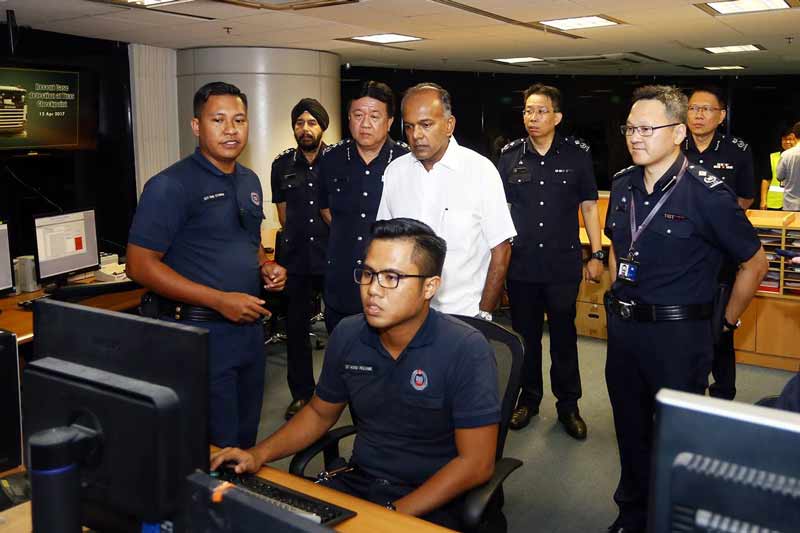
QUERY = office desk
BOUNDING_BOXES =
[0,465,454,533]
[0,286,146,344]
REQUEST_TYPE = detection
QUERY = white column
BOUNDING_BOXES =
[176,47,341,229]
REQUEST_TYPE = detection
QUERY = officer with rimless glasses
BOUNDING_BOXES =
[603,85,767,533]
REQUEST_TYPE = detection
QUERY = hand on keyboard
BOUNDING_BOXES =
[210,447,260,475]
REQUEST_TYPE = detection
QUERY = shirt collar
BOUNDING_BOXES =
[685,130,722,154]
[631,152,686,193]
[412,136,460,172]
[524,133,563,158]
[191,147,240,177]
[359,307,439,357]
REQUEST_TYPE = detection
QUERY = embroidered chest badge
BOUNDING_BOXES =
[250,192,261,206]
[410,369,429,391]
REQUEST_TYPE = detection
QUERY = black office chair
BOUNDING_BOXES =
[289,315,525,533]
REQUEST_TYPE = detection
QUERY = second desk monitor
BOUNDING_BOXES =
[0,223,12,295]
[33,209,99,285]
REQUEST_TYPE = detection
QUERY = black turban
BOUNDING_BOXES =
[291,98,329,131]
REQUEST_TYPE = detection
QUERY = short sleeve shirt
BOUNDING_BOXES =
[684,132,755,200]
[128,148,265,296]
[604,153,761,305]
[318,138,409,314]
[776,145,800,211]
[497,135,598,283]
[377,137,517,316]
[271,146,328,275]
[316,309,500,486]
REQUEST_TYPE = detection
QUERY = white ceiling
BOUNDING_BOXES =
[4,0,800,75]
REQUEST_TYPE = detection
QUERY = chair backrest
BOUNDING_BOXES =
[451,315,524,459]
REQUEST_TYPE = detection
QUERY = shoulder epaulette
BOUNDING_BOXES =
[613,165,636,180]
[566,136,590,153]
[273,147,295,162]
[500,138,524,154]
[686,164,725,189]
[322,138,350,155]
[730,136,749,151]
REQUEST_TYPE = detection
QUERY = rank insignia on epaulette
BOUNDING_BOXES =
[501,138,523,153]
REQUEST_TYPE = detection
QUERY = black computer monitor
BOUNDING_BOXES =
[24,299,209,532]
[650,389,800,532]
[0,222,13,296]
[32,209,99,287]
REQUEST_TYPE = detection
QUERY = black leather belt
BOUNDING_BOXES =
[163,302,225,322]
[604,292,712,322]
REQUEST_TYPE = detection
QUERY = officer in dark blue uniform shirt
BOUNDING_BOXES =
[685,86,757,402]
[271,98,330,421]
[211,218,500,531]
[127,82,287,449]
[603,85,767,533]
[497,83,604,440]
[318,81,409,333]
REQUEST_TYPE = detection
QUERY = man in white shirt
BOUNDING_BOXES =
[377,83,516,318]
[777,121,800,211]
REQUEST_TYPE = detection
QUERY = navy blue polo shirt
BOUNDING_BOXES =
[271,146,328,276]
[129,148,265,296]
[604,153,761,306]
[315,309,500,486]
[684,131,755,200]
[318,138,409,314]
[498,135,598,283]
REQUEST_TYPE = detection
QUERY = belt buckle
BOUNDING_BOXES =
[618,300,634,320]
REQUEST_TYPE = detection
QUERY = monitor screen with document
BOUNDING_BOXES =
[0,223,13,295]
[33,209,99,283]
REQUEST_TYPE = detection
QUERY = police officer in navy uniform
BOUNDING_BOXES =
[685,86,756,402]
[318,81,409,333]
[604,85,767,533]
[497,84,604,440]
[271,98,330,420]
[127,82,287,449]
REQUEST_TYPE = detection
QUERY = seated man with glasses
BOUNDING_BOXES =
[211,217,501,530]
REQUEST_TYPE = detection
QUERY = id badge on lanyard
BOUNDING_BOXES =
[618,159,688,285]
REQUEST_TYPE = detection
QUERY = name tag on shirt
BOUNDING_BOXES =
[202,192,226,202]
[344,363,374,374]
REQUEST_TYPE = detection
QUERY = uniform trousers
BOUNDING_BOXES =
[507,279,582,414]
[709,279,737,400]
[285,274,324,402]
[605,313,713,530]
[165,318,265,449]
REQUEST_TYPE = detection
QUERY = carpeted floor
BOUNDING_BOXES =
[256,314,794,533]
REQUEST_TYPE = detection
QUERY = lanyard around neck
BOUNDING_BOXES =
[628,158,688,254]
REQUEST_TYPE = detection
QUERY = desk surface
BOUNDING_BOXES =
[0,286,146,344]
[0,465,453,533]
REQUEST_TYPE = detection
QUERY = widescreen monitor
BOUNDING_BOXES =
[25,299,209,531]
[650,389,800,532]
[33,209,99,284]
[0,223,12,294]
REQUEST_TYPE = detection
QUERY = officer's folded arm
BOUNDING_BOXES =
[724,246,768,327]
[126,242,270,324]
[391,423,498,517]
[320,207,332,225]
[210,395,347,474]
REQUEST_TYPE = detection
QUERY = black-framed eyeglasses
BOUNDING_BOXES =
[353,267,433,289]
[688,105,721,114]
[620,123,681,137]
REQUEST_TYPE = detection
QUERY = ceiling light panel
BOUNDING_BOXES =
[704,44,762,53]
[493,57,544,64]
[350,33,422,44]
[705,0,789,14]
[704,65,746,69]
[539,16,618,30]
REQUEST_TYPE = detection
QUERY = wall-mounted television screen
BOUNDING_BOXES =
[0,67,81,150]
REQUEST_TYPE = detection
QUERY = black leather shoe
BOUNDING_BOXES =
[509,405,539,430]
[558,411,587,440]
[284,398,308,420]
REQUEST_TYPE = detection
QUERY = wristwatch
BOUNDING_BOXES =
[385,502,397,511]
[722,318,741,331]
[477,310,493,321]
[590,250,606,261]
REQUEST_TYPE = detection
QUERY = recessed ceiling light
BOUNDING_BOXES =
[704,65,746,70]
[539,16,619,30]
[705,0,789,14]
[350,33,422,44]
[704,44,763,53]
[493,57,544,64]
[126,0,195,5]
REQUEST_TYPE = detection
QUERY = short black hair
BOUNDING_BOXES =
[523,83,562,113]
[688,85,726,108]
[792,121,800,138]
[193,82,248,118]
[369,218,447,276]
[632,85,688,123]
[350,81,395,118]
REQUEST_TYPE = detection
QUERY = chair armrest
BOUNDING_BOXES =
[461,457,523,531]
[288,425,358,476]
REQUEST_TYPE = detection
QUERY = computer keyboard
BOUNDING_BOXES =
[43,280,139,301]
[211,468,356,526]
